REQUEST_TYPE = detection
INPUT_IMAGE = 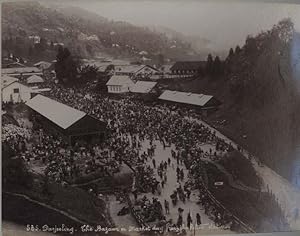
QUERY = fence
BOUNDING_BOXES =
[200,181,256,233]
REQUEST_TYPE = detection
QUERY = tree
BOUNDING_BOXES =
[40,37,47,51]
[228,48,234,58]
[2,142,32,189]
[157,53,165,67]
[235,45,241,54]
[105,64,115,74]
[80,65,99,82]
[55,46,81,85]
[86,44,93,56]
[206,53,214,74]
[212,56,222,76]
[245,36,257,54]
[28,45,34,57]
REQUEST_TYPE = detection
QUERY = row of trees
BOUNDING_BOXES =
[206,54,224,76]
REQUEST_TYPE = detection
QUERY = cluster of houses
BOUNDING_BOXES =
[2,59,220,114]
[105,75,220,113]
[1,61,53,104]
[105,61,220,114]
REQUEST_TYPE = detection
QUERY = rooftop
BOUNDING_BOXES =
[26,95,86,129]
[1,75,19,88]
[170,61,206,71]
[130,81,157,93]
[159,90,214,107]
[106,75,134,86]
[115,64,158,74]
[27,75,44,84]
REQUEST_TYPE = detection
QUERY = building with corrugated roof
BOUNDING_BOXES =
[130,81,157,94]
[106,75,134,94]
[159,90,221,115]
[114,65,159,77]
[26,95,106,145]
[170,61,206,75]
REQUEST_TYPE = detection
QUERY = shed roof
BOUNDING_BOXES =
[130,81,157,93]
[106,75,134,86]
[170,61,206,71]
[159,90,214,107]
[26,95,86,129]
[27,75,44,84]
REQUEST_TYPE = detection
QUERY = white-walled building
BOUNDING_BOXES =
[106,75,134,94]
[2,81,36,103]
[2,75,19,88]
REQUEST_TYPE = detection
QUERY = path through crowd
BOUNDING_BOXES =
[132,139,233,235]
[187,116,300,230]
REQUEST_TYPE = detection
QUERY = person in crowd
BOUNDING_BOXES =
[196,213,202,225]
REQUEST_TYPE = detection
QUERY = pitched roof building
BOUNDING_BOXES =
[26,95,106,144]
[106,75,134,94]
[2,75,19,88]
[114,65,159,77]
[130,81,157,94]
[27,75,44,84]
[2,81,35,104]
[170,61,206,75]
[159,90,221,110]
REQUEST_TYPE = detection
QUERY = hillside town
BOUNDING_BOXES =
[2,1,300,236]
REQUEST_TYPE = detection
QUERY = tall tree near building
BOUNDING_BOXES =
[55,46,81,85]
[235,45,241,54]
[206,53,214,74]
[229,48,234,58]
[213,56,222,76]
[80,65,99,82]
[157,54,165,67]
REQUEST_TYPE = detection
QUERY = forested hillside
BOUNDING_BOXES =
[167,19,300,178]
[2,1,195,63]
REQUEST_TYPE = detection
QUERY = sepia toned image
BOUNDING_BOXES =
[1,0,300,235]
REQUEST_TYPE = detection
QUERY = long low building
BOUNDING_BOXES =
[26,95,106,145]
[159,90,221,114]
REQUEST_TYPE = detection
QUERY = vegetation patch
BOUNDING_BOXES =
[218,150,262,188]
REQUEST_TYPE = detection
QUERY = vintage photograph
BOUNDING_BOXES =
[2,0,300,235]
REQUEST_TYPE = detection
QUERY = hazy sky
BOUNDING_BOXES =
[58,0,300,51]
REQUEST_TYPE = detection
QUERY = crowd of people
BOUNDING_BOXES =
[3,80,239,232]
